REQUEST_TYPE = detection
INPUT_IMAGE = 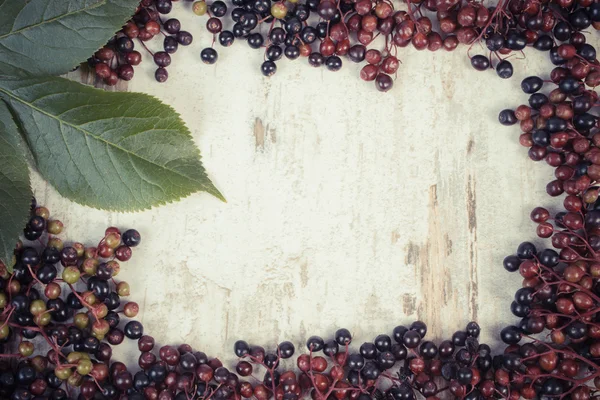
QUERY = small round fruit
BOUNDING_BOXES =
[47,220,64,234]
[496,60,513,79]
[193,1,207,15]
[201,48,218,64]
[471,55,490,71]
[375,74,393,92]
[261,61,277,77]
[62,266,81,284]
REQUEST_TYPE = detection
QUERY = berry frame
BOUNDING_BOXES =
[3,0,600,399]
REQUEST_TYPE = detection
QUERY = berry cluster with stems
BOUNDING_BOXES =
[89,0,600,91]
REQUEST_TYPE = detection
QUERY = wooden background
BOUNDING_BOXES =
[35,7,596,364]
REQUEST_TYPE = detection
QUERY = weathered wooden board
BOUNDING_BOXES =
[36,8,597,364]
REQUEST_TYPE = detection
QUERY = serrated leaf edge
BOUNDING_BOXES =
[0,79,225,212]
[0,101,33,270]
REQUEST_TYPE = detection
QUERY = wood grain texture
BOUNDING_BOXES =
[32,8,599,364]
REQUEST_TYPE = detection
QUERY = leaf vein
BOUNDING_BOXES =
[0,86,207,188]
[0,0,107,41]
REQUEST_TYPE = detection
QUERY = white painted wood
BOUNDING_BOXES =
[33,7,599,364]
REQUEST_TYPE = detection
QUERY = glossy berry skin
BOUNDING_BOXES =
[335,328,352,345]
[516,242,536,259]
[419,341,438,359]
[234,340,250,357]
[266,45,283,61]
[211,1,227,17]
[403,330,421,348]
[124,321,144,339]
[219,31,235,47]
[164,18,181,34]
[347,353,364,370]
[153,52,171,67]
[325,56,342,71]
[521,76,544,94]
[376,74,393,92]
[156,0,173,14]
[116,37,134,53]
[308,52,324,67]
[122,229,141,247]
[374,334,392,352]
[278,341,295,358]
[503,255,521,272]
[284,45,300,60]
[177,31,193,45]
[323,340,339,356]
[306,336,324,351]
[486,34,504,51]
[410,321,427,337]
[201,48,218,64]
[260,60,277,77]
[155,67,168,83]
[500,326,522,344]
[534,35,553,51]
[496,60,513,79]
[471,55,489,71]
[498,109,517,126]
[164,36,179,54]
[247,33,264,49]
[506,31,526,50]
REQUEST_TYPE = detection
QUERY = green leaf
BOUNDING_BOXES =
[0,76,224,212]
[0,100,32,271]
[0,0,139,77]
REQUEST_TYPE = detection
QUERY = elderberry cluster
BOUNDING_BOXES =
[499,199,600,399]
[89,0,600,91]
[87,0,194,85]
[497,26,600,202]
[229,321,501,400]
[0,199,143,400]
[468,0,600,79]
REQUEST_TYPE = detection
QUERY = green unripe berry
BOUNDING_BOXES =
[104,233,121,249]
[47,220,64,234]
[271,2,287,19]
[30,299,47,316]
[193,1,207,15]
[82,258,98,275]
[117,281,130,296]
[47,237,64,251]
[34,206,50,219]
[0,292,7,309]
[19,341,34,357]
[55,365,73,380]
[67,352,85,363]
[92,319,110,337]
[82,291,96,305]
[74,312,90,329]
[68,371,83,387]
[62,266,80,284]
[34,312,51,326]
[0,324,10,339]
[77,359,93,376]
